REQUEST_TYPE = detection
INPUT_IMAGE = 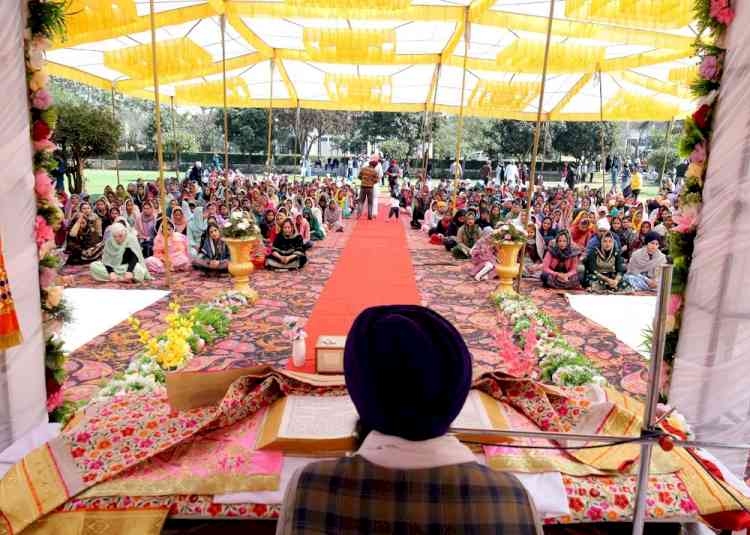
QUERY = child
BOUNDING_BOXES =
[388,191,400,220]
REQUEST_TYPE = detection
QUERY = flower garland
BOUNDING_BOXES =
[664,0,735,373]
[492,293,606,387]
[25,0,73,421]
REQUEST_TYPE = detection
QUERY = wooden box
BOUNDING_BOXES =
[315,335,347,374]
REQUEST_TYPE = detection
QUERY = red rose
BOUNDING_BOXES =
[71,447,85,458]
[207,503,222,516]
[121,427,135,436]
[692,104,711,130]
[588,488,600,497]
[32,120,51,141]
[569,497,585,512]
[614,494,629,508]
[658,491,674,505]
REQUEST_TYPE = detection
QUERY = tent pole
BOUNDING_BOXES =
[220,14,229,174]
[295,101,301,172]
[452,8,470,211]
[599,66,607,194]
[110,86,121,186]
[422,62,441,180]
[631,264,673,535]
[513,0,555,294]
[149,0,171,288]
[658,117,675,188]
[266,53,275,175]
[170,96,179,179]
[539,120,549,176]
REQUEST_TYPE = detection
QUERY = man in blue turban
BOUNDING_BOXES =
[276,305,541,535]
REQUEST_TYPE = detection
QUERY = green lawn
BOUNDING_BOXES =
[79,168,660,200]
[81,169,163,194]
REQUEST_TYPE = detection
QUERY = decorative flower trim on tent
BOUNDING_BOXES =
[664,0,735,374]
[26,0,72,422]
[492,293,606,387]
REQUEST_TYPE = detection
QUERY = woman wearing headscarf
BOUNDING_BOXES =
[537,216,557,255]
[568,212,595,249]
[145,219,191,274]
[182,201,207,256]
[420,200,439,232]
[294,212,313,251]
[123,198,140,229]
[630,220,654,252]
[582,231,629,293]
[541,230,581,289]
[625,232,667,291]
[451,210,481,260]
[192,223,229,274]
[324,199,344,233]
[442,209,466,251]
[260,209,278,243]
[303,206,326,241]
[65,202,104,265]
[170,206,188,235]
[276,305,541,535]
[266,218,308,271]
[90,222,150,283]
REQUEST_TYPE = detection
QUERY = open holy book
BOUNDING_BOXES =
[256,390,511,455]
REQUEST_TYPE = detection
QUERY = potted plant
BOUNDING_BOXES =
[489,223,526,295]
[221,211,262,303]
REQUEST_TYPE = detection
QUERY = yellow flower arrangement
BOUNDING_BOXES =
[127,302,195,370]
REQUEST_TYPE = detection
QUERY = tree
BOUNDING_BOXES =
[378,138,409,161]
[647,146,679,173]
[551,121,619,162]
[55,101,122,193]
[274,109,356,159]
[346,112,425,158]
[216,108,268,156]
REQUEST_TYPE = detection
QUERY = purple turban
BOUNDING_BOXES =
[344,305,472,441]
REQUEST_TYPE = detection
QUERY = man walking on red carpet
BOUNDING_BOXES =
[357,157,379,220]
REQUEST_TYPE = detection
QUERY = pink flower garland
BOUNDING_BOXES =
[710,0,735,25]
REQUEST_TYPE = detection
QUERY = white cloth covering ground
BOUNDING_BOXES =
[61,288,169,352]
[566,294,656,357]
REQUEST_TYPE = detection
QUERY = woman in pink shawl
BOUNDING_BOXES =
[145,220,191,274]
[468,229,497,281]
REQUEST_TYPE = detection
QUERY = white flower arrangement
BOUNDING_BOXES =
[222,210,261,239]
[94,355,167,402]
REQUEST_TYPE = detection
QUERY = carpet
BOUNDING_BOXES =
[296,202,421,372]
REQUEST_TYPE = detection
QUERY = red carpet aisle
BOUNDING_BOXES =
[295,201,421,372]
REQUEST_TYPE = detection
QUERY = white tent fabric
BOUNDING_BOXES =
[0,0,49,452]
[669,1,750,475]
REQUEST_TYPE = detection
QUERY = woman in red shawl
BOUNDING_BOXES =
[568,212,595,249]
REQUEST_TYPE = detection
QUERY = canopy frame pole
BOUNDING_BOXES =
[599,66,607,194]
[220,14,229,174]
[295,101,301,172]
[658,117,675,188]
[149,0,171,288]
[266,53,276,175]
[632,264,673,535]
[539,120,549,176]
[514,0,555,294]
[452,8,470,210]
[110,85,121,186]
[422,63,442,180]
[170,96,179,180]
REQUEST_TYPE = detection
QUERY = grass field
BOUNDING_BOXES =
[80,168,660,200]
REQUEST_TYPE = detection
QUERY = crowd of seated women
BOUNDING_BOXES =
[407,176,673,294]
[58,171,355,282]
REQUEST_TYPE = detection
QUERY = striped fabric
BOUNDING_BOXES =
[289,456,542,534]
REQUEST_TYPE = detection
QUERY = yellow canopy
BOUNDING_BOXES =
[47,0,698,121]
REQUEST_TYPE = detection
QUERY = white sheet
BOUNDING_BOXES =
[61,288,169,352]
[566,294,656,357]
